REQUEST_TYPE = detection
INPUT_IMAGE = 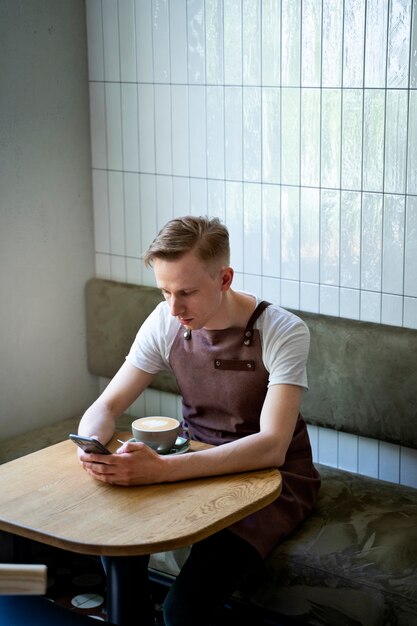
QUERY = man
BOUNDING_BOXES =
[78,215,320,625]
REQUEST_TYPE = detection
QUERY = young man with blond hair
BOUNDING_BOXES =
[78,215,320,626]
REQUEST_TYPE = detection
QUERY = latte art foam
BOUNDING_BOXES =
[133,416,179,432]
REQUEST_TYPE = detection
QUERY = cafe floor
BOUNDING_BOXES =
[28,544,297,625]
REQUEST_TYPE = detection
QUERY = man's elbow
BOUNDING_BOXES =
[262,445,286,469]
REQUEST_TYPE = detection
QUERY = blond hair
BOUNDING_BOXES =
[143,216,230,270]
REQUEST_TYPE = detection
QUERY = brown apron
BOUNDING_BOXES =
[168,301,321,558]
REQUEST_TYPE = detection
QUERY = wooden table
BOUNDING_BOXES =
[0,434,281,624]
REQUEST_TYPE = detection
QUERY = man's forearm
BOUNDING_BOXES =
[78,398,117,445]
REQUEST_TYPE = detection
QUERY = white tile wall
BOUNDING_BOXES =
[87,0,417,488]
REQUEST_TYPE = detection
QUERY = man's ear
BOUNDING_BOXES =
[220,267,234,291]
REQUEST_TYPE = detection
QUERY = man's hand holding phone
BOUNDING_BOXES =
[69,434,112,455]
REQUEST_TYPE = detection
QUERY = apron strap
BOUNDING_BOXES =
[183,300,272,343]
[243,301,271,345]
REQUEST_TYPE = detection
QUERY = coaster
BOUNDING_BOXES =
[71,593,104,609]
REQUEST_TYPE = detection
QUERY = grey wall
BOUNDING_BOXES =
[0,0,98,439]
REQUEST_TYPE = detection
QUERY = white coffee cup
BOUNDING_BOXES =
[131,416,181,454]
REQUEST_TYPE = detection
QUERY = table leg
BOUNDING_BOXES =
[104,555,155,626]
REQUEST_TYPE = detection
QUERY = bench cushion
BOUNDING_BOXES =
[150,464,417,626]
[85,278,179,394]
[296,312,417,450]
[237,464,417,625]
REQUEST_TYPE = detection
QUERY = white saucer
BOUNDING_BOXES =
[163,436,190,455]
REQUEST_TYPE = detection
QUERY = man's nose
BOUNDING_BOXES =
[169,296,184,317]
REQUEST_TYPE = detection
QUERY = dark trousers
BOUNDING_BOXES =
[163,529,263,625]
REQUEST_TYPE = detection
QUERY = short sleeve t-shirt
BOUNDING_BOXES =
[126,296,310,390]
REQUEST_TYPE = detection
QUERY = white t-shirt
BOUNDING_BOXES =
[126,296,310,390]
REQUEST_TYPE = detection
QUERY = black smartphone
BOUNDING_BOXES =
[69,434,111,455]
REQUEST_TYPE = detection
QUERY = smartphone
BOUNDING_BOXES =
[69,434,111,455]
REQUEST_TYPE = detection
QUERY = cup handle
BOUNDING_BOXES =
[179,425,191,442]
[167,426,190,453]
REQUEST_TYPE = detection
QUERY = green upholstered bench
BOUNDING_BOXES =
[2,277,416,626]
